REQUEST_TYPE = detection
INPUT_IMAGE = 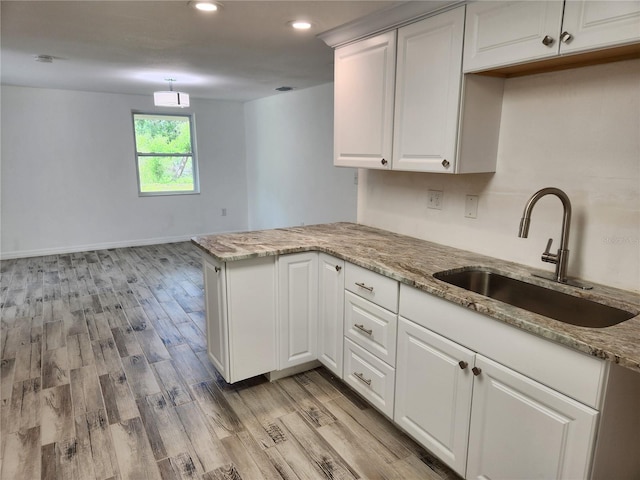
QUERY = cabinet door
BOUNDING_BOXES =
[392,7,465,172]
[203,255,229,381]
[463,1,564,72]
[278,253,318,369]
[561,1,640,55]
[395,318,475,477]
[334,31,396,169]
[467,355,599,480]
[317,253,344,377]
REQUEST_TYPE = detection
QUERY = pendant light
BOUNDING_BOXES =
[154,79,190,108]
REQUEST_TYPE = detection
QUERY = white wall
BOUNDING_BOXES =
[244,83,357,230]
[1,86,248,257]
[358,60,640,292]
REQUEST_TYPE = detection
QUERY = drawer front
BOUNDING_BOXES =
[345,263,399,312]
[344,338,395,419]
[344,291,397,366]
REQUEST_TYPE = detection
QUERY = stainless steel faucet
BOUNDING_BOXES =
[518,187,572,284]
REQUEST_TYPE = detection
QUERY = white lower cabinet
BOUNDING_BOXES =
[278,252,318,369]
[398,284,604,479]
[467,355,598,480]
[317,253,345,377]
[202,253,277,384]
[203,255,229,381]
[395,318,475,477]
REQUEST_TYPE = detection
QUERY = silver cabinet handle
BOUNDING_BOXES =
[354,324,373,336]
[542,35,554,46]
[472,367,482,376]
[335,265,342,272]
[458,361,468,370]
[441,159,450,169]
[355,282,374,292]
[381,159,388,166]
[214,266,221,273]
[560,31,573,43]
[354,372,372,386]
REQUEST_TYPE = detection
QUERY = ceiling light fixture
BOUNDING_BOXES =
[154,79,190,108]
[291,21,312,30]
[34,54,54,63]
[192,1,218,12]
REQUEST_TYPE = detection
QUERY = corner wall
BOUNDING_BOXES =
[358,60,640,292]
[1,86,249,258]
[244,83,357,230]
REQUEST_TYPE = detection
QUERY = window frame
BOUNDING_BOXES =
[132,111,200,197]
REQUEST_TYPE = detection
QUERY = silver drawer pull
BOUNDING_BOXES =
[354,372,372,386]
[355,282,374,292]
[354,324,373,336]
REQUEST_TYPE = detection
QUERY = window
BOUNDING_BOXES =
[132,113,199,195]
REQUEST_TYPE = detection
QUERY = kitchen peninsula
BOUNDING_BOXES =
[193,222,640,479]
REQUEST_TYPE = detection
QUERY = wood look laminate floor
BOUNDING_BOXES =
[0,242,460,480]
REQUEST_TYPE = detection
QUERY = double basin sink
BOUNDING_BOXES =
[433,268,636,328]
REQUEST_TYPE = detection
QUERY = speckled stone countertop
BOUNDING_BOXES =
[192,222,640,373]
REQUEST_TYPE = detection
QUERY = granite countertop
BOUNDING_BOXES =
[192,222,640,374]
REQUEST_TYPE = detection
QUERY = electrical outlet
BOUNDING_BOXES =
[465,195,478,218]
[427,190,443,210]
[221,208,227,217]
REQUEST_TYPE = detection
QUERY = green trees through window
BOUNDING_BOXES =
[133,113,199,195]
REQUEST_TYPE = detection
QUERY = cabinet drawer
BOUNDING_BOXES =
[345,263,399,312]
[344,338,395,419]
[344,291,397,366]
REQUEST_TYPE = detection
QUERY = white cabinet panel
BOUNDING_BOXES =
[203,254,277,384]
[318,253,345,377]
[278,252,318,369]
[395,318,475,477]
[344,291,397,366]
[561,1,640,54]
[464,1,564,72]
[226,257,277,382]
[345,262,399,312]
[203,256,229,381]
[467,355,599,480]
[344,338,395,418]
[464,1,640,73]
[334,31,396,169]
[392,7,465,172]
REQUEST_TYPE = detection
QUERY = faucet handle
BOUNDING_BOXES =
[542,238,558,264]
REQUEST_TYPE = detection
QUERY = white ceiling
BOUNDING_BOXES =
[1,0,401,102]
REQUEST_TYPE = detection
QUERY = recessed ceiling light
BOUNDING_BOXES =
[193,1,218,12]
[291,21,312,30]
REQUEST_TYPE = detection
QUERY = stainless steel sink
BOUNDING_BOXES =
[433,268,636,328]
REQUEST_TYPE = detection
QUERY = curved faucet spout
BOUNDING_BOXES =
[518,187,572,283]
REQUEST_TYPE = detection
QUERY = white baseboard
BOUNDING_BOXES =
[0,234,197,260]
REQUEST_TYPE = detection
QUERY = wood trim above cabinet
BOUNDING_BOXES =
[475,42,640,78]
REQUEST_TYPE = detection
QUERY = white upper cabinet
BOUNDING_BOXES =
[561,1,640,54]
[392,8,465,172]
[464,0,640,72]
[334,31,396,169]
[333,6,503,174]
